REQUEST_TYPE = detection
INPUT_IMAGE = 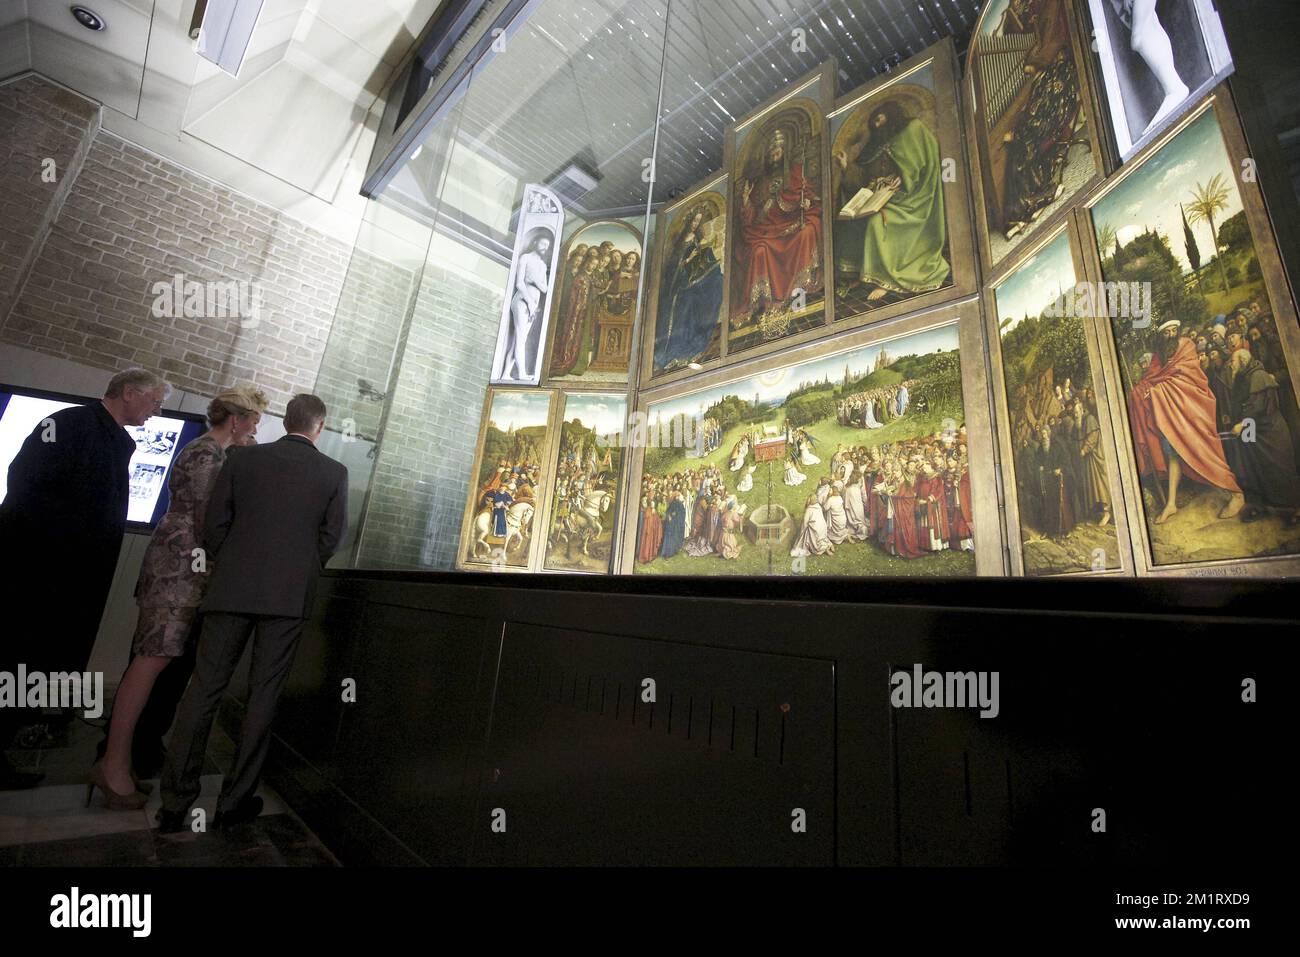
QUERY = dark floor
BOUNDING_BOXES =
[1,710,338,867]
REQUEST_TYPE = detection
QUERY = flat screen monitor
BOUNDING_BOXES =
[0,383,208,532]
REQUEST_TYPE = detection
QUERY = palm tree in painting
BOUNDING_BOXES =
[1186,174,1232,292]
[1096,222,1118,263]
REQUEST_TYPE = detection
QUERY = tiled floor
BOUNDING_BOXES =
[1,712,338,867]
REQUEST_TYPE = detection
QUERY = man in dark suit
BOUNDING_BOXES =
[159,394,347,830]
[0,369,169,790]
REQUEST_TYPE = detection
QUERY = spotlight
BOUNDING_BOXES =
[70,6,106,31]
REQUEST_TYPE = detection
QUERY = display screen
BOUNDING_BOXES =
[0,385,207,531]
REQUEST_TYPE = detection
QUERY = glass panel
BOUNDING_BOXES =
[313,196,433,569]
[355,0,671,570]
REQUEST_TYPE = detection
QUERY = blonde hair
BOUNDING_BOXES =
[208,387,269,427]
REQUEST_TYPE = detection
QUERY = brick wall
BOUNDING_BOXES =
[312,248,416,441]
[356,260,504,569]
[0,75,98,326]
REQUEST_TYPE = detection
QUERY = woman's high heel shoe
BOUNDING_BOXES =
[85,762,147,810]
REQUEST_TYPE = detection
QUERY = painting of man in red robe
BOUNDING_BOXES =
[730,105,825,352]
[1128,319,1244,523]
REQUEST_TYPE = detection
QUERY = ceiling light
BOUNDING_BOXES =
[192,0,267,78]
[70,6,106,31]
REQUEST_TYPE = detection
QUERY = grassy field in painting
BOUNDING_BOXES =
[633,397,975,578]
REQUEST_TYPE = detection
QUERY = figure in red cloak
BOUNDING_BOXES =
[1128,320,1244,523]
[733,127,822,329]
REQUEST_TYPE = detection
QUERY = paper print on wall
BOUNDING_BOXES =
[544,393,627,573]
[652,186,726,378]
[1092,106,1300,565]
[970,0,1098,266]
[993,229,1120,574]
[728,96,827,353]
[465,391,550,567]
[491,184,565,385]
[634,324,975,577]
[547,220,643,384]
[831,63,952,321]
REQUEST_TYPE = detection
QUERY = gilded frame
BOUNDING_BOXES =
[827,38,978,331]
[640,170,730,390]
[535,386,632,577]
[541,218,646,388]
[620,296,1006,577]
[1078,88,1300,579]
[456,386,560,574]
[964,0,1109,284]
[981,213,1137,577]
[720,60,838,365]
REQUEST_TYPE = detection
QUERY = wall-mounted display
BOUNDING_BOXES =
[490,184,565,385]
[985,222,1129,575]
[966,0,1103,277]
[1087,97,1300,572]
[726,65,834,357]
[1085,0,1233,162]
[624,303,1003,578]
[458,389,555,571]
[829,40,976,328]
[543,392,627,574]
[545,220,644,385]
[644,174,728,385]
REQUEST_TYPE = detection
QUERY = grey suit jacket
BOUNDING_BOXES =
[200,434,348,618]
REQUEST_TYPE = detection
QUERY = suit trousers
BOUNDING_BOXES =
[160,612,304,817]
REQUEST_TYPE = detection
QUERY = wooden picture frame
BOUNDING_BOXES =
[620,297,1005,578]
[721,60,838,364]
[1078,89,1300,578]
[542,218,645,387]
[456,387,559,573]
[536,388,630,576]
[640,171,730,390]
[827,38,978,332]
[982,214,1137,577]
[964,0,1108,284]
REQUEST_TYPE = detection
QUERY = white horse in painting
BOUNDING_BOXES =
[553,488,614,558]
[473,501,535,558]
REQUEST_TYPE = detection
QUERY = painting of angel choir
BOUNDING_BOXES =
[790,433,974,559]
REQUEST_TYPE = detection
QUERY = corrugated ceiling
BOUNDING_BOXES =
[429,0,985,217]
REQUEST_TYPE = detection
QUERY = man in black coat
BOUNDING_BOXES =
[0,369,169,789]
[159,394,348,829]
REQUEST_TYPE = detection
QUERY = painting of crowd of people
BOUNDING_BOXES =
[1094,106,1300,565]
[547,221,643,384]
[831,65,953,320]
[633,325,976,577]
[465,392,550,567]
[994,229,1121,574]
[971,0,1098,266]
[544,395,626,573]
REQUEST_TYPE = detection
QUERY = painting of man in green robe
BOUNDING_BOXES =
[832,87,952,320]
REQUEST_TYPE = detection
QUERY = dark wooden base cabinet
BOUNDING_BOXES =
[221,574,1283,866]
